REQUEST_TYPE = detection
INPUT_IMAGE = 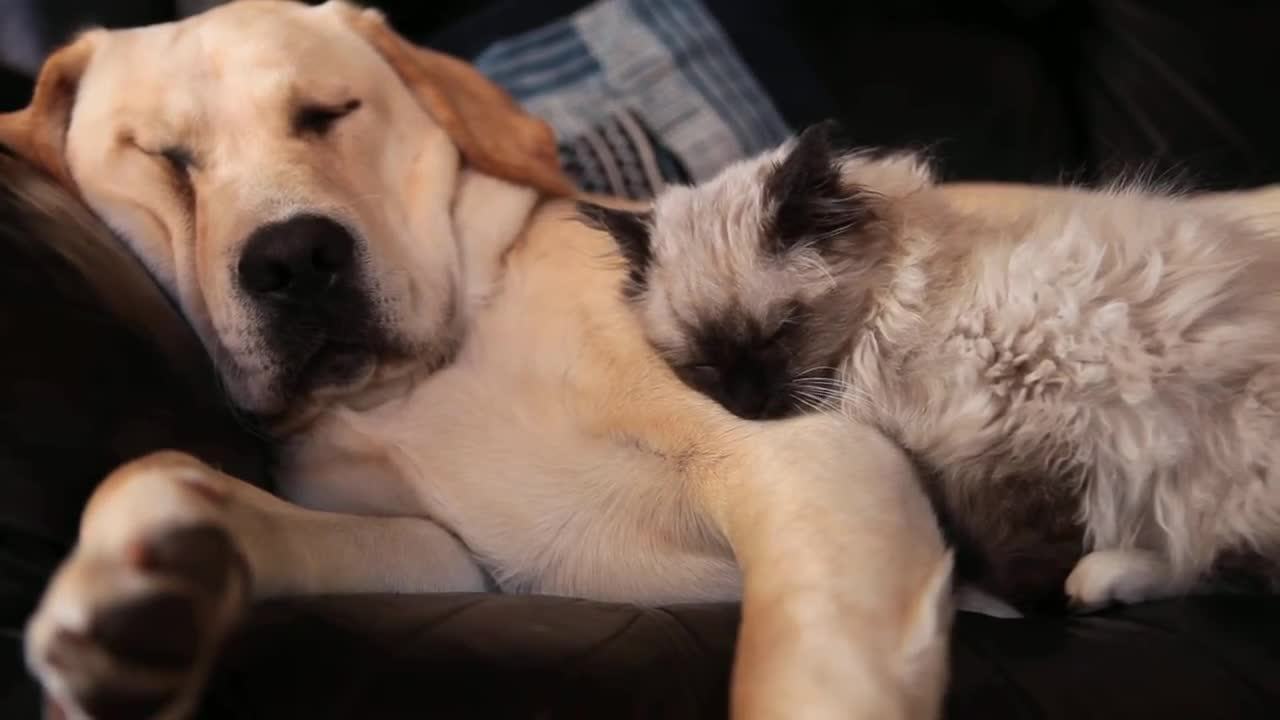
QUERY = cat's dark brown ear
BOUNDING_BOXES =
[763,120,876,255]
[579,202,654,294]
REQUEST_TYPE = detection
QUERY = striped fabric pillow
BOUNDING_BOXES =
[473,0,791,199]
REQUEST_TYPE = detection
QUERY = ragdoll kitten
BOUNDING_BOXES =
[582,122,1280,612]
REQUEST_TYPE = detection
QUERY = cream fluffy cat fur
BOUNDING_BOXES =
[585,123,1280,611]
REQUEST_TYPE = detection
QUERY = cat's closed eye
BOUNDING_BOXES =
[679,363,723,389]
[761,302,801,346]
[760,324,788,347]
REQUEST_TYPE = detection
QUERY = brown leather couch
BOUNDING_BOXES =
[2,132,1280,720]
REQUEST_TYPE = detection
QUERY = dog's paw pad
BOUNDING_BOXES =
[90,592,204,668]
[138,524,249,596]
[28,523,248,720]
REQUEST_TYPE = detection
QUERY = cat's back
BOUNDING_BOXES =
[934,185,1280,390]
[890,184,1280,472]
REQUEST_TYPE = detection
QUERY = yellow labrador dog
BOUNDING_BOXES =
[1,2,955,719]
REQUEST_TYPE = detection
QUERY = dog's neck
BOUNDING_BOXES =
[451,169,541,319]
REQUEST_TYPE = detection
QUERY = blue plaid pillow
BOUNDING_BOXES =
[472,0,792,199]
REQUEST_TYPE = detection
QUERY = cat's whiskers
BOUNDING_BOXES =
[792,373,888,420]
[789,376,861,420]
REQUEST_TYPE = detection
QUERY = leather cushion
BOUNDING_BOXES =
[193,594,1280,719]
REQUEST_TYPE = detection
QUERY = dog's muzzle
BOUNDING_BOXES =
[236,214,385,396]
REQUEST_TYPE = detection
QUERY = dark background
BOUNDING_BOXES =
[3,0,1279,189]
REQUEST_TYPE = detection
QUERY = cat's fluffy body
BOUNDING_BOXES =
[587,125,1280,609]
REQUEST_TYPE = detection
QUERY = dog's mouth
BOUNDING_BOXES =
[303,340,374,383]
[238,276,456,421]
[283,336,387,401]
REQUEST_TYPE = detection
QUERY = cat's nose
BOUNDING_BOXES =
[759,392,797,420]
[724,381,771,420]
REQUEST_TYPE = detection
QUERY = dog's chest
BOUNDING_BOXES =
[278,372,740,605]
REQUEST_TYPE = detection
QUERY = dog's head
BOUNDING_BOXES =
[0,0,572,418]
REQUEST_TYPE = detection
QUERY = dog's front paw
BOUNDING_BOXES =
[1065,548,1176,612]
[26,452,249,720]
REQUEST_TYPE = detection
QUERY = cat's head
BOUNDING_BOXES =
[582,121,934,419]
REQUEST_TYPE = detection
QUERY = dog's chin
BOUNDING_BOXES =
[224,344,380,420]
[225,322,460,422]
[299,342,378,391]
[283,343,383,409]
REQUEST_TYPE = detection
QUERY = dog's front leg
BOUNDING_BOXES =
[25,450,485,720]
[700,415,954,720]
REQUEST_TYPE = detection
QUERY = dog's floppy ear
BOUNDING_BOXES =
[0,32,100,189]
[331,3,575,197]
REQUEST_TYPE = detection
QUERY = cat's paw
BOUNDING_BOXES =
[1065,548,1176,612]
[25,452,249,720]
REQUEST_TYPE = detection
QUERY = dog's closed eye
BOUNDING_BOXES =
[123,132,196,173]
[294,99,362,136]
[160,146,195,174]
[124,137,197,206]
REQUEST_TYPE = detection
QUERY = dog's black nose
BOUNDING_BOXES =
[237,215,356,300]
